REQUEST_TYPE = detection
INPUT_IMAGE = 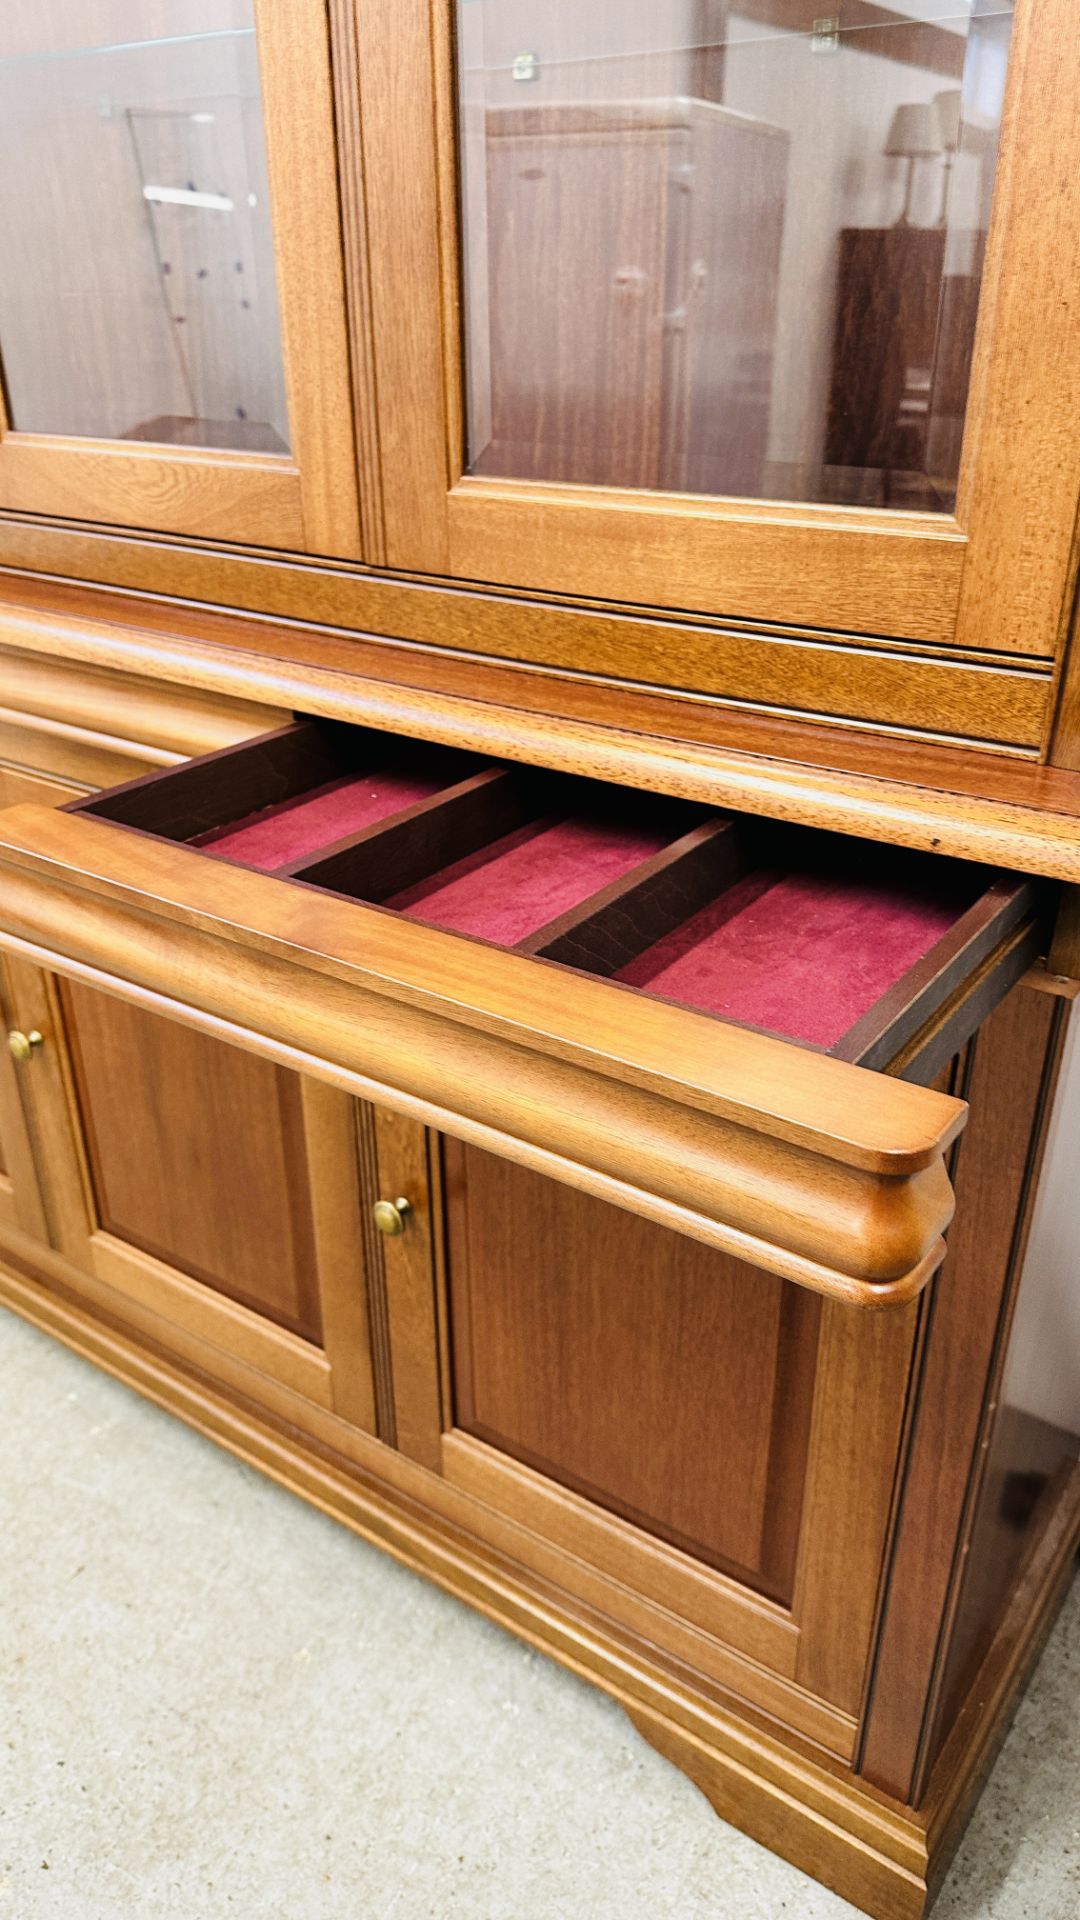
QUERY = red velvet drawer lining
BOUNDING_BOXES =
[386,815,670,946]
[190,772,967,1048]
[72,714,1035,1069]
[193,769,444,871]
[617,868,963,1047]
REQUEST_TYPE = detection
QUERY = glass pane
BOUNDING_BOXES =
[0,4,288,452]
[457,2,1015,511]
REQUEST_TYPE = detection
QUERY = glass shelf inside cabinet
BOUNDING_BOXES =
[455,0,1016,513]
[0,6,288,452]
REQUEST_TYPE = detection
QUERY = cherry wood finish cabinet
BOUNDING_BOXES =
[0,5,1079,1917]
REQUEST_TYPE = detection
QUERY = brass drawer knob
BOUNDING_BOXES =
[8,1029,43,1063]
[373,1195,411,1237]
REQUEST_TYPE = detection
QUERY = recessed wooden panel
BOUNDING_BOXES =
[444,1139,820,1597]
[59,978,324,1343]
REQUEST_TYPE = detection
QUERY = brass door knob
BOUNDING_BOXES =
[8,1029,43,1063]
[373,1196,411,1237]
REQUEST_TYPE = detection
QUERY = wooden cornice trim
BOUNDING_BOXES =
[0,593,1078,880]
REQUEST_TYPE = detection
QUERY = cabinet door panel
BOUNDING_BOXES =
[62,979,323,1342]
[436,1134,917,1734]
[445,1139,818,1596]
[0,1,359,556]
[358,0,1080,657]
[0,958,377,1431]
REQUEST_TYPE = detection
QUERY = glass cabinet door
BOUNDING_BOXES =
[0,2,359,556]
[456,0,1013,517]
[355,0,1078,657]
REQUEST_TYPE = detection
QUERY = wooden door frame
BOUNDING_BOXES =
[0,954,48,1240]
[347,0,1080,655]
[0,1,361,560]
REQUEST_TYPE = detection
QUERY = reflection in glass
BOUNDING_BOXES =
[0,5,288,452]
[456,2,1015,511]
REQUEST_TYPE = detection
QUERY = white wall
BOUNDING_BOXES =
[1006,1011,1080,1436]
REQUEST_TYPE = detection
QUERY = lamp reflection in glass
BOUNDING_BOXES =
[885,102,943,227]
[935,89,964,227]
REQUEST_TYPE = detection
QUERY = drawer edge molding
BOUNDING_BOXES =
[0,806,967,1175]
[0,850,964,1314]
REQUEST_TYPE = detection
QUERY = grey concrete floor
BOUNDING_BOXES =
[2,1308,1077,1920]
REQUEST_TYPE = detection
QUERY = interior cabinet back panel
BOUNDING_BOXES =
[444,1139,820,1599]
[60,980,324,1343]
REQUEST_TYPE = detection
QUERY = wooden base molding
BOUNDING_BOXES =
[0,1247,1075,1920]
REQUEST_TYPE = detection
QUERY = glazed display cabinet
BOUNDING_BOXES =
[0,5,1078,1917]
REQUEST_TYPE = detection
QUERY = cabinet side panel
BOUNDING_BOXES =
[929,1001,1079,1760]
[858,983,1062,1802]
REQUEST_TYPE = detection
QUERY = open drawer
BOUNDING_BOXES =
[0,718,1050,1308]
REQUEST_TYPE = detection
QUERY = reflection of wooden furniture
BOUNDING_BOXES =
[474,100,786,497]
[826,227,946,492]
[0,3,1079,1916]
[825,227,983,508]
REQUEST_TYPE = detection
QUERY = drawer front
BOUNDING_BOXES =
[0,716,1051,1308]
[0,640,288,794]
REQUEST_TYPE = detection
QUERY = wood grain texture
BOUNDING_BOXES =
[254,0,362,559]
[327,0,386,562]
[371,1104,443,1471]
[0,710,176,790]
[0,953,98,1266]
[0,591,1071,879]
[443,1139,817,1594]
[0,763,87,811]
[919,1467,1080,1904]
[350,0,1026,649]
[60,977,326,1343]
[793,1296,919,1714]
[3,951,379,1425]
[297,1077,377,1433]
[0,1,359,560]
[0,954,48,1240]
[439,1427,805,1691]
[0,552,1055,754]
[858,985,1063,1801]
[345,0,1078,658]
[447,480,967,646]
[521,816,732,973]
[0,1248,920,1912]
[952,0,1080,659]
[1048,886,1080,980]
[0,644,286,760]
[825,229,949,485]
[0,435,305,548]
[1050,599,1080,770]
[350,0,452,571]
[0,807,972,1309]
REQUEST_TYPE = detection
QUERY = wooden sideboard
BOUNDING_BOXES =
[0,4,1078,1916]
